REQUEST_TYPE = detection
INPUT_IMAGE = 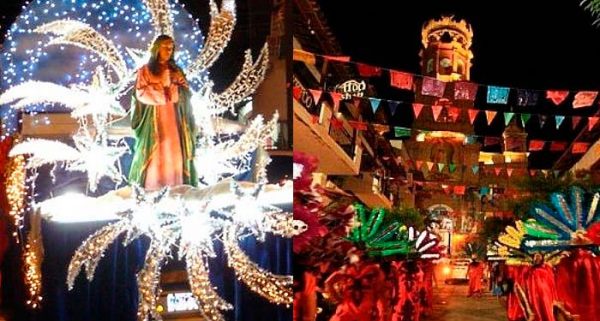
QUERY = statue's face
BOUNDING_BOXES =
[157,40,174,63]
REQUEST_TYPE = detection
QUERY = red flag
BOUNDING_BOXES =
[588,116,599,130]
[573,91,598,108]
[468,109,479,124]
[454,82,478,101]
[323,55,350,62]
[415,160,423,170]
[494,167,502,176]
[390,70,413,90]
[453,185,466,195]
[529,170,537,177]
[550,141,567,151]
[293,86,302,101]
[485,110,497,125]
[529,140,545,151]
[330,117,343,129]
[484,137,502,146]
[572,142,590,154]
[413,103,424,119]
[546,90,569,105]
[431,105,443,121]
[309,89,323,103]
[506,168,514,177]
[330,92,342,108]
[357,63,381,77]
[447,107,461,122]
[348,120,368,131]
[572,116,582,130]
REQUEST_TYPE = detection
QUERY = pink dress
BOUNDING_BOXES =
[135,65,184,190]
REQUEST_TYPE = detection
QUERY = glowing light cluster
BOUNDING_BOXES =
[63,183,294,321]
[5,146,27,236]
[24,213,44,309]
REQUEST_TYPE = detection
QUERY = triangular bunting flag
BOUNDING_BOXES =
[413,103,424,119]
[330,92,342,108]
[437,163,445,172]
[529,170,537,177]
[485,110,497,125]
[388,101,399,115]
[370,98,381,113]
[546,90,569,105]
[553,170,561,178]
[309,89,323,103]
[447,107,461,122]
[494,167,502,176]
[572,116,582,130]
[541,170,549,177]
[448,163,457,173]
[415,160,423,170]
[426,162,434,171]
[507,168,514,177]
[521,113,531,127]
[472,165,479,174]
[588,116,599,131]
[431,105,444,121]
[573,91,598,108]
[555,115,565,129]
[504,112,515,126]
[468,109,479,124]
[487,86,510,104]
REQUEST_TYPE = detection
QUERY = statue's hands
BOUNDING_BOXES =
[171,71,188,88]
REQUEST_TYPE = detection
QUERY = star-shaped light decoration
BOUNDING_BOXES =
[65,131,128,192]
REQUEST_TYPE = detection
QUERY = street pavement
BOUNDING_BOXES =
[423,284,508,321]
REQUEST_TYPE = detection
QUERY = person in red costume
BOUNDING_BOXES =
[325,253,384,321]
[555,248,600,321]
[506,265,529,321]
[524,253,558,321]
[467,255,485,297]
[391,260,424,321]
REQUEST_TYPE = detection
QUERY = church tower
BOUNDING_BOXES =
[420,15,473,82]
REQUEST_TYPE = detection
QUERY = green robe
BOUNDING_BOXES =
[128,86,198,187]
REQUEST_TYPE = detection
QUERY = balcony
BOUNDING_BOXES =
[293,96,362,175]
[341,172,393,209]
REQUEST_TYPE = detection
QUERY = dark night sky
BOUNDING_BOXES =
[317,0,600,90]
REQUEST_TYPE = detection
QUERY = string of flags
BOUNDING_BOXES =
[294,49,600,111]
[294,86,600,133]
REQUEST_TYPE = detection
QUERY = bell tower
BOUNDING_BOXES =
[420,15,473,82]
